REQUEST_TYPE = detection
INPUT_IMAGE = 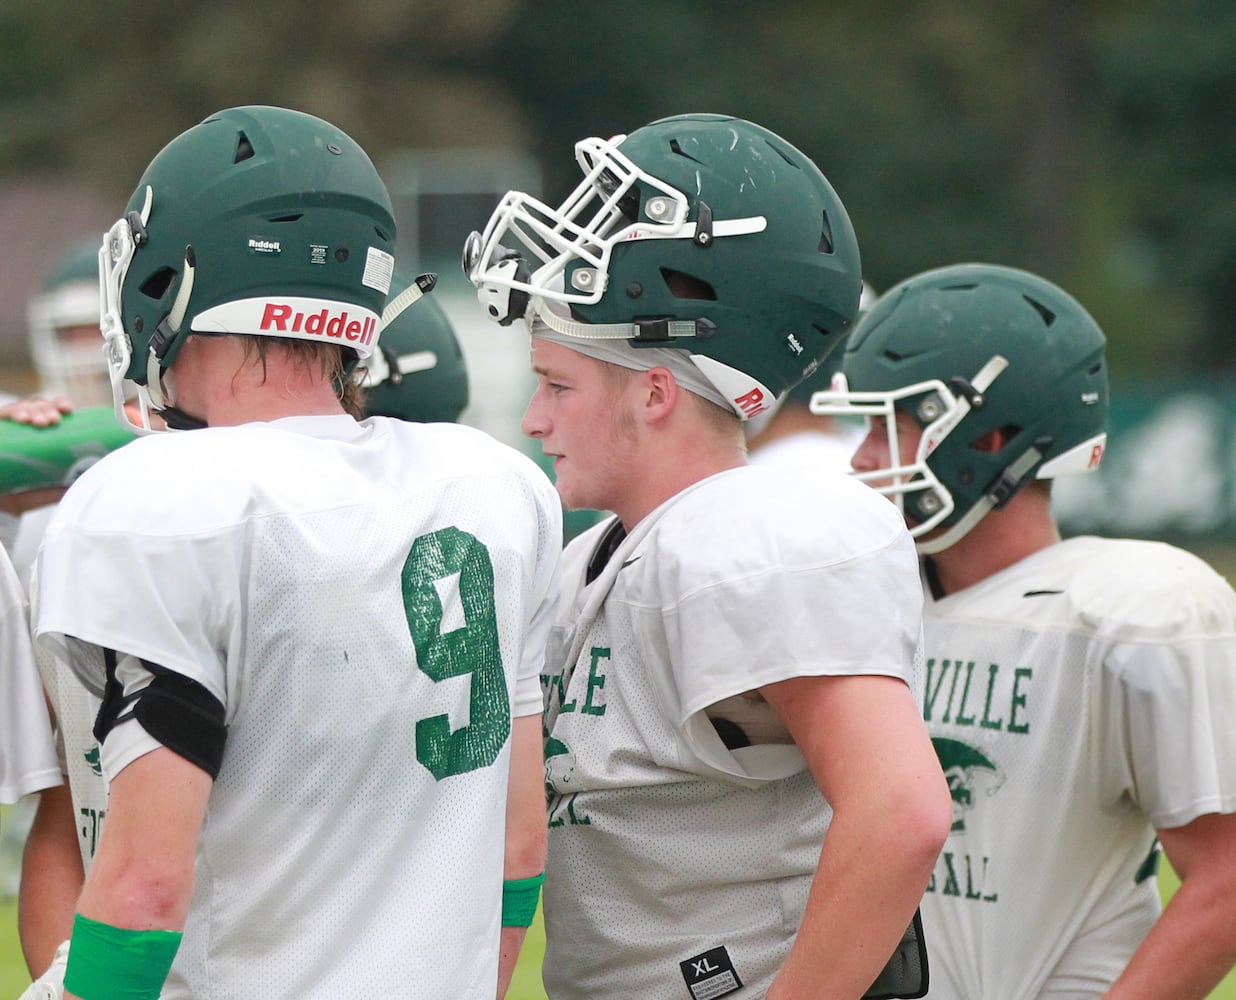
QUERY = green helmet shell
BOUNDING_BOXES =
[115,105,396,383]
[839,263,1108,540]
[569,113,861,405]
[361,290,469,423]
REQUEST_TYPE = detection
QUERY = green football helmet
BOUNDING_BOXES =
[100,105,397,433]
[357,280,469,423]
[811,263,1108,553]
[27,239,111,406]
[464,113,861,420]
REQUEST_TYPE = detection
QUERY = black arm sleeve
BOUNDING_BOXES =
[93,650,227,779]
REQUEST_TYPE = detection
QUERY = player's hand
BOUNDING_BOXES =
[0,396,75,427]
[17,939,68,1000]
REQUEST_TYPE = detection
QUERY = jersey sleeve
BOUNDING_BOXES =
[512,468,563,719]
[646,468,924,771]
[0,549,60,802]
[1093,544,1236,828]
[33,451,241,711]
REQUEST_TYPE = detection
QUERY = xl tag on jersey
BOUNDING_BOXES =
[679,946,742,999]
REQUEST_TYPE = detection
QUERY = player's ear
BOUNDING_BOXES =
[642,367,679,425]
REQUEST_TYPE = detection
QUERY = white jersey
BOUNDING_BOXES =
[0,541,59,804]
[540,463,924,1000]
[34,635,106,868]
[34,414,562,1000]
[918,535,1236,999]
[746,425,863,475]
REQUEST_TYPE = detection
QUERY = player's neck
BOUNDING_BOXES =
[615,429,747,532]
[926,489,1061,596]
[166,335,347,427]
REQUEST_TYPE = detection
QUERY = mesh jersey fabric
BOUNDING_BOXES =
[0,543,59,804]
[34,414,562,999]
[918,535,1236,999]
[540,463,924,999]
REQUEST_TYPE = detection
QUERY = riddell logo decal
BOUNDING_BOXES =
[732,387,769,419]
[248,238,281,254]
[260,303,377,345]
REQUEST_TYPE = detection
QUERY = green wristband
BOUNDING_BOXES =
[501,871,546,927]
[63,913,182,1000]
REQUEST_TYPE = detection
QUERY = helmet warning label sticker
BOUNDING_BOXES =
[363,247,395,294]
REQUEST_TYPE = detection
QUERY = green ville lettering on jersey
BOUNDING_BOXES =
[544,671,576,714]
[583,648,608,716]
[926,851,998,903]
[924,660,1033,735]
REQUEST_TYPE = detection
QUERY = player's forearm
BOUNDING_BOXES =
[768,799,945,999]
[18,783,84,976]
[496,926,529,998]
[1102,875,1236,1000]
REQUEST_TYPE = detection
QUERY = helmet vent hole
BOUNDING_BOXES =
[817,212,834,254]
[1023,295,1056,326]
[234,132,256,164]
[668,139,703,165]
[764,141,799,169]
[269,214,303,223]
[660,268,715,301]
[139,267,178,301]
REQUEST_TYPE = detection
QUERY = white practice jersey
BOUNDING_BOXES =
[0,542,59,804]
[540,463,924,1000]
[746,425,864,476]
[34,635,105,868]
[34,414,562,1000]
[918,535,1236,999]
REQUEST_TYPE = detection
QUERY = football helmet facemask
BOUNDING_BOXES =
[811,263,1108,553]
[100,105,397,434]
[464,113,861,420]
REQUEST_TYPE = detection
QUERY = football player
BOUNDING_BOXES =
[14,268,474,998]
[466,112,951,999]
[30,105,561,1000]
[811,262,1236,998]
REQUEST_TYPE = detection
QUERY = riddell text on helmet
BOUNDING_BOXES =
[260,302,377,346]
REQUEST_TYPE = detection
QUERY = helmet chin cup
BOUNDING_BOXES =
[474,253,530,326]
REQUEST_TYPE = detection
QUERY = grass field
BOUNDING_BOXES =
[2,875,1234,997]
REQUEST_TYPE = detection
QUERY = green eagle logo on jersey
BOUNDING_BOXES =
[544,736,577,794]
[932,736,1005,833]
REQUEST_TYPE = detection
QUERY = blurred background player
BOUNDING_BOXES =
[31,104,560,1000]
[811,262,1236,999]
[25,240,113,410]
[356,280,469,422]
[467,111,950,999]
[744,281,875,472]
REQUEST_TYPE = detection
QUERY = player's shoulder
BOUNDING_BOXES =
[379,418,548,481]
[666,463,907,553]
[645,464,915,590]
[1049,535,1236,639]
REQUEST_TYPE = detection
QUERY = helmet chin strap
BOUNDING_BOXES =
[145,247,197,410]
[915,440,1049,555]
[529,296,701,342]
